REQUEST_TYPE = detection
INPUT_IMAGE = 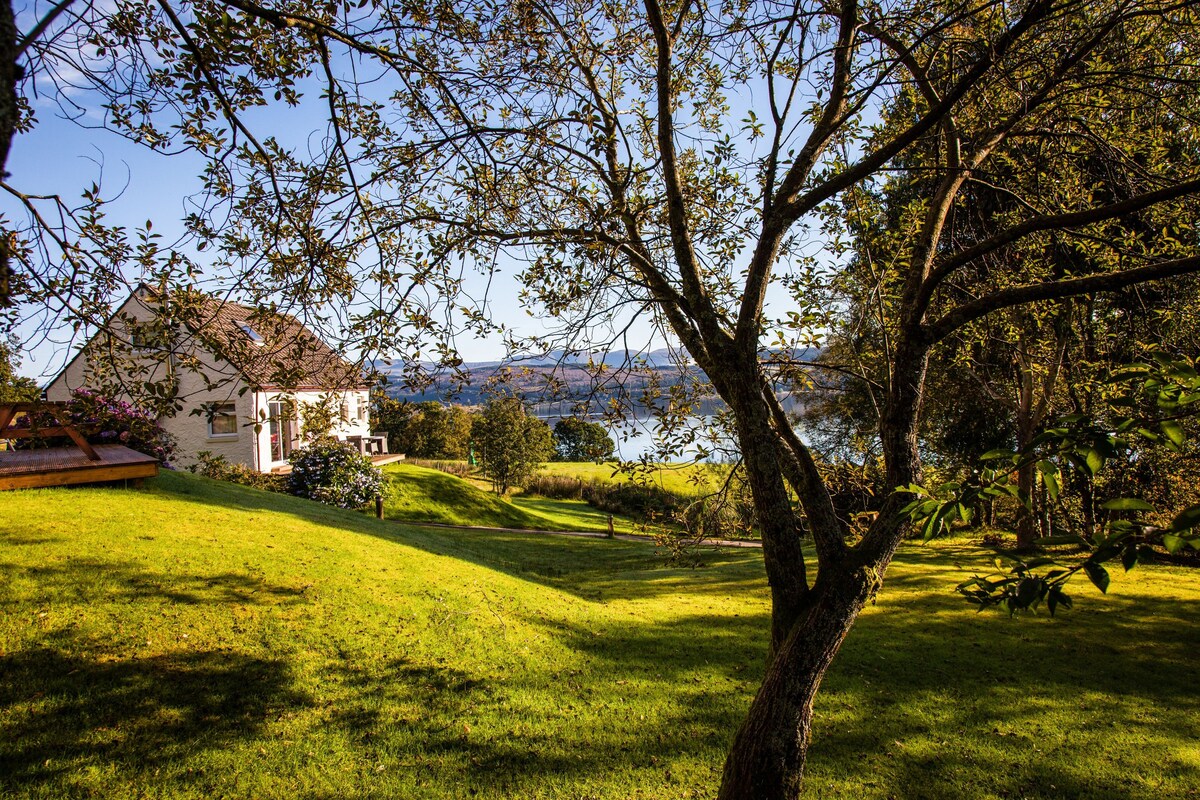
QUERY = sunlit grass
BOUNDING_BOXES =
[380,463,640,534]
[539,461,729,497]
[1,471,1196,799]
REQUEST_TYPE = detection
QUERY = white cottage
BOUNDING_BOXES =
[46,285,377,472]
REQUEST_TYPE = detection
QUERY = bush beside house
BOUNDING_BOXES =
[285,439,386,509]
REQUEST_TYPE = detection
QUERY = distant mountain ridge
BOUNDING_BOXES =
[372,347,817,406]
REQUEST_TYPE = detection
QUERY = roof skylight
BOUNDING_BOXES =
[237,321,264,345]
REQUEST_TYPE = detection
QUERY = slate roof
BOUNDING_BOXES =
[158,287,370,391]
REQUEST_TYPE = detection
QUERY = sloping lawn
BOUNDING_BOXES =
[1,471,1197,799]
[539,461,726,498]
[381,462,636,532]
[382,461,553,528]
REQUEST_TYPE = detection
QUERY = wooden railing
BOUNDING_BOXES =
[0,402,101,461]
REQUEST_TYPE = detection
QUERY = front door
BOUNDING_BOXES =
[268,400,298,462]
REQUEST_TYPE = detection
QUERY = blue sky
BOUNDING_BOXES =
[5,6,830,385]
[5,96,530,381]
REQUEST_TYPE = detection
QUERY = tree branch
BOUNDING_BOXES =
[737,0,858,347]
[779,0,1059,222]
[643,0,726,344]
[927,255,1200,342]
[17,0,76,58]
[919,176,1200,306]
[764,385,848,565]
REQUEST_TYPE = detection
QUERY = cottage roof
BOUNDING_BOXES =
[153,286,370,391]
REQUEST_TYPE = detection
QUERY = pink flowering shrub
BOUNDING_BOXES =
[22,389,177,465]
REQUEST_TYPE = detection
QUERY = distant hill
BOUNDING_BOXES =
[372,347,817,409]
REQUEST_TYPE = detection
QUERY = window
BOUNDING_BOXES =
[207,403,239,438]
[236,322,264,345]
[128,320,167,351]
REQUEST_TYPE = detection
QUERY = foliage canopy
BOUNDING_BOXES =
[3,0,1200,796]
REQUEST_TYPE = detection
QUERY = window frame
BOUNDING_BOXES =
[207,402,240,439]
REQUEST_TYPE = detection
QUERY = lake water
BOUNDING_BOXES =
[539,414,739,463]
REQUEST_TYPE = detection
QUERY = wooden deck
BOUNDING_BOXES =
[0,444,160,491]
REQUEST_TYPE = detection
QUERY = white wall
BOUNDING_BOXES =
[253,389,373,471]
[45,289,257,471]
[44,288,371,473]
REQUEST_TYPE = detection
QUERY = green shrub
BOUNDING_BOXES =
[523,473,593,499]
[582,480,682,519]
[286,439,385,509]
[191,451,287,493]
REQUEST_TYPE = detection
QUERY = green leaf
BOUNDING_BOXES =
[1047,586,1072,616]
[1084,448,1104,476]
[1107,365,1152,382]
[1160,419,1185,449]
[1121,543,1139,572]
[1101,497,1155,512]
[1083,562,1110,594]
[980,448,1015,461]
[1163,534,1186,554]
[1015,577,1044,607]
[1038,460,1060,501]
[1135,427,1161,442]
[1169,503,1200,532]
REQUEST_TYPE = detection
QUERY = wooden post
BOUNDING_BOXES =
[375,495,384,519]
[607,514,615,538]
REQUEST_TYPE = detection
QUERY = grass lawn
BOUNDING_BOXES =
[381,463,637,533]
[1,471,1198,799]
[539,461,728,498]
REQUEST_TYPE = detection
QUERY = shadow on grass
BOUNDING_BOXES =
[5,472,1200,798]
[316,613,767,795]
[138,470,771,604]
[804,584,1200,799]
[0,637,311,793]
[0,556,312,608]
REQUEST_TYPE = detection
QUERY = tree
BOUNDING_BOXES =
[472,397,553,494]
[5,1,1200,797]
[552,417,615,462]
[371,394,475,460]
[0,339,38,403]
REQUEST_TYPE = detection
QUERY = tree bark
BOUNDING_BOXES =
[717,565,878,800]
[1015,456,1039,549]
[714,356,811,652]
[0,0,20,306]
[715,333,929,798]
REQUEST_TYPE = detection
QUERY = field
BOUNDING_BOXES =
[1,471,1198,799]
[539,460,728,497]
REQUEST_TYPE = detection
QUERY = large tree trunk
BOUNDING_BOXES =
[0,0,20,306]
[716,566,878,800]
[1015,455,1039,549]
[714,336,929,799]
[719,358,811,651]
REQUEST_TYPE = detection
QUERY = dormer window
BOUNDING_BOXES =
[236,322,264,345]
